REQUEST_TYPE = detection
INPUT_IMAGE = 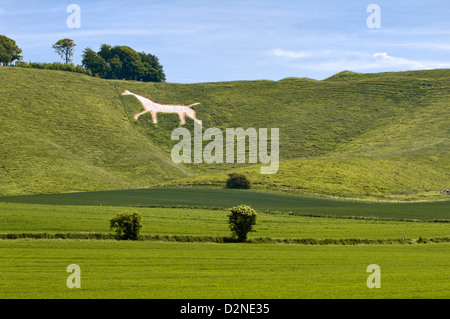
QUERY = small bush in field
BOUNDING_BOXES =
[228,205,257,242]
[109,211,143,240]
[226,173,251,189]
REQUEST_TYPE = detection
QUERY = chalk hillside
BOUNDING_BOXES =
[1,67,449,200]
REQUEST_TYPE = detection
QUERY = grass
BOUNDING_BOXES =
[1,202,449,240]
[0,190,448,299]
[108,69,450,200]
[1,188,449,221]
[0,240,448,299]
[0,67,188,196]
[174,153,450,201]
[1,67,449,299]
[1,67,449,200]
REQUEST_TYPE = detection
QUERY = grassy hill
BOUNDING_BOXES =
[0,68,189,195]
[0,67,449,199]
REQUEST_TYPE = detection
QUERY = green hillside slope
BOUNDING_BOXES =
[118,69,450,200]
[0,67,449,199]
[0,68,188,195]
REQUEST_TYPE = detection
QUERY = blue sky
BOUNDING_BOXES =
[1,0,450,83]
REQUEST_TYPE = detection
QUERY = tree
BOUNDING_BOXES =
[139,51,166,82]
[109,211,143,240]
[228,205,258,242]
[81,48,110,78]
[82,44,166,82]
[0,35,23,66]
[53,39,76,64]
[226,173,251,189]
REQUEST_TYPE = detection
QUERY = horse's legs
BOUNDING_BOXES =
[134,110,149,120]
[179,113,186,125]
[151,111,158,124]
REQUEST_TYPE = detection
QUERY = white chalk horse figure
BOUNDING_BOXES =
[122,90,202,125]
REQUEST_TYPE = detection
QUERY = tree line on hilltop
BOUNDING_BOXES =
[0,35,166,82]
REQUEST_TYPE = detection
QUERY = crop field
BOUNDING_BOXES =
[1,187,450,221]
[0,188,449,299]
[0,201,449,240]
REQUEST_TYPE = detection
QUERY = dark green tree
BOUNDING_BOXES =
[139,52,166,82]
[226,173,251,189]
[109,211,143,240]
[0,35,23,66]
[81,48,110,78]
[98,44,113,62]
[82,44,165,82]
[53,39,76,64]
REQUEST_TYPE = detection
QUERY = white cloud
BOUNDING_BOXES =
[362,52,450,70]
[271,49,450,73]
[371,52,426,69]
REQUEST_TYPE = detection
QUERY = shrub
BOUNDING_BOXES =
[227,205,258,242]
[109,211,143,240]
[226,173,251,189]
[15,61,92,76]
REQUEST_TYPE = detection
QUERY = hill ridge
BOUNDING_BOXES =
[1,67,449,200]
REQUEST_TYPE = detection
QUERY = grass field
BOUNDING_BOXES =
[1,188,449,221]
[1,67,449,300]
[0,187,449,299]
[1,240,448,299]
[1,202,449,240]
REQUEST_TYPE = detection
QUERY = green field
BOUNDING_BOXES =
[1,241,448,299]
[1,201,449,240]
[1,188,449,221]
[1,67,449,300]
[0,187,449,299]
